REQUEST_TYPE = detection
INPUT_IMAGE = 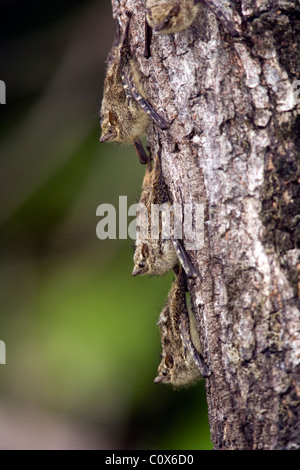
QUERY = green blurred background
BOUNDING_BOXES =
[0,0,211,449]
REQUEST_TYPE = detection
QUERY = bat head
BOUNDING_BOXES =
[154,353,174,384]
[155,351,201,387]
[132,242,150,276]
[146,3,181,34]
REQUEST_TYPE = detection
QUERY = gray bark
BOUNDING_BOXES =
[111,0,300,449]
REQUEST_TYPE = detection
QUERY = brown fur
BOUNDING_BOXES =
[100,22,149,145]
[100,13,169,163]
[132,153,178,276]
[154,268,207,387]
[146,0,201,34]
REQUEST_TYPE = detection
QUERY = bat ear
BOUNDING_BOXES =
[109,110,118,125]
[141,243,149,258]
[170,4,180,15]
[165,353,174,368]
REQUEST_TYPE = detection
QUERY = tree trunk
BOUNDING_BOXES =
[110,0,300,449]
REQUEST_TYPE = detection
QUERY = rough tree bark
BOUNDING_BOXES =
[110,0,300,449]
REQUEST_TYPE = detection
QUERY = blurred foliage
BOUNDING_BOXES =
[0,0,212,449]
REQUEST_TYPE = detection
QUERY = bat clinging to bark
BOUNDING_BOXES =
[144,0,240,52]
[100,11,170,164]
[155,267,211,386]
[145,0,202,34]
[132,150,198,278]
